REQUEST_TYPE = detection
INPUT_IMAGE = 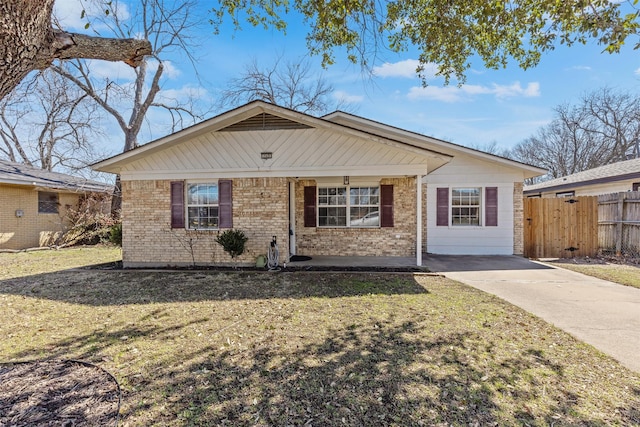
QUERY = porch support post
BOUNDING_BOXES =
[289,180,296,258]
[416,175,423,266]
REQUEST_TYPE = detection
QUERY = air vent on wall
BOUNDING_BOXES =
[220,112,312,131]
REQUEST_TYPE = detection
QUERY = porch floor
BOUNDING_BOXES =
[285,255,424,269]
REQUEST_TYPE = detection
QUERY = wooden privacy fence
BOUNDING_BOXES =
[524,196,598,258]
[524,191,640,258]
[598,191,640,256]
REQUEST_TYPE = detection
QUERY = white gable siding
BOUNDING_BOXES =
[119,129,433,180]
[425,155,523,255]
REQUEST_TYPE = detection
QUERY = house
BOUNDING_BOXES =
[92,101,544,267]
[0,159,112,250]
[524,158,640,198]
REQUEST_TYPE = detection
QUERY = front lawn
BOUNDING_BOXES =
[0,248,639,425]
[548,260,640,289]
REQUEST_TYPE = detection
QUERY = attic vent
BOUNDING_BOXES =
[220,113,312,131]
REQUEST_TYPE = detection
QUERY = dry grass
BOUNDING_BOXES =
[0,245,121,280]
[1,247,639,426]
[549,261,640,290]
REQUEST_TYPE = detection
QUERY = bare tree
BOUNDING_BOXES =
[0,70,107,173]
[220,55,351,116]
[51,0,209,213]
[511,87,640,180]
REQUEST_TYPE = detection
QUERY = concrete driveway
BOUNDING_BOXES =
[424,255,640,373]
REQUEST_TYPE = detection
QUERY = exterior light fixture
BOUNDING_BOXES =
[343,176,349,185]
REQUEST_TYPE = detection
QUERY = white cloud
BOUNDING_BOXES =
[78,59,181,83]
[634,67,640,76]
[407,81,540,103]
[84,60,137,81]
[568,65,592,71]
[373,59,438,79]
[147,60,182,79]
[332,90,364,103]
[54,0,130,32]
[157,85,208,103]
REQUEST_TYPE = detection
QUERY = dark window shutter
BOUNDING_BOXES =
[380,184,394,227]
[219,179,233,228]
[170,181,185,229]
[485,187,498,227]
[436,187,449,226]
[304,186,317,227]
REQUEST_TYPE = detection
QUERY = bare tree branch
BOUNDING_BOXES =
[511,87,640,180]
[220,54,352,116]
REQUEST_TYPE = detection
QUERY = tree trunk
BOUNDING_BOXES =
[111,175,122,219]
[0,0,151,101]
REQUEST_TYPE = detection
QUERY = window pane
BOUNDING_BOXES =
[451,188,481,226]
[350,207,379,227]
[452,207,480,226]
[351,187,378,206]
[186,183,219,229]
[319,206,346,227]
[38,192,59,214]
[319,186,379,228]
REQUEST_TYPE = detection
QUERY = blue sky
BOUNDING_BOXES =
[54,0,640,156]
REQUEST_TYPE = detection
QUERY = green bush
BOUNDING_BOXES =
[215,229,249,260]
[109,223,122,246]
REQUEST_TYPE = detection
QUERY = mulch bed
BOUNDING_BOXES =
[85,260,428,273]
[0,360,120,426]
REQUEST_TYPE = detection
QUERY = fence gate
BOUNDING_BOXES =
[524,196,598,258]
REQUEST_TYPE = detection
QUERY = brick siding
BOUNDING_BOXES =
[0,184,80,249]
[121,178,289,267]
[513,182,524,255]
[294,177,417,257]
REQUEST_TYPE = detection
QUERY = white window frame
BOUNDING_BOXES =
[451,187,482,227]
[555,191,575,198]
[317,185,380,228]
[186,182,219,230]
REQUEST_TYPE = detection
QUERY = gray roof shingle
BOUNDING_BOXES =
[0,159,112,193]
[524,158,640,193]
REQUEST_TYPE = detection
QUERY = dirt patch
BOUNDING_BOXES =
[0,360,120,427]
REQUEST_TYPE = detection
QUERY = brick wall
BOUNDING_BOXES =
[0,184,80,249]
[513,182,524,255]
[121,178,289,267]
[294,177,417,257]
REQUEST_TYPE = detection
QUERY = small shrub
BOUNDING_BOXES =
[109,223,122,246]
[215,229,249,260]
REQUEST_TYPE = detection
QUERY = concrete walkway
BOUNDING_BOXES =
[424,255,640,373]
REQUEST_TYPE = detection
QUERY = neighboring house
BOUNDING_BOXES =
[93,101,544,267]
[0,159,112,250]
[524,158,640,198]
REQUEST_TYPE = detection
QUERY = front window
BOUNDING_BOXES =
[38,191,59,214]
[187,183,218,229]
[451,188,480,226]
[556,191,575,198]
[318,186,379,227]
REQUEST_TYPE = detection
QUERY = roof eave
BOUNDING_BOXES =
[324,111,546,178]
[524,171,640,194]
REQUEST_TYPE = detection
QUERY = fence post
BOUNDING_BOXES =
[615,192,625,257]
